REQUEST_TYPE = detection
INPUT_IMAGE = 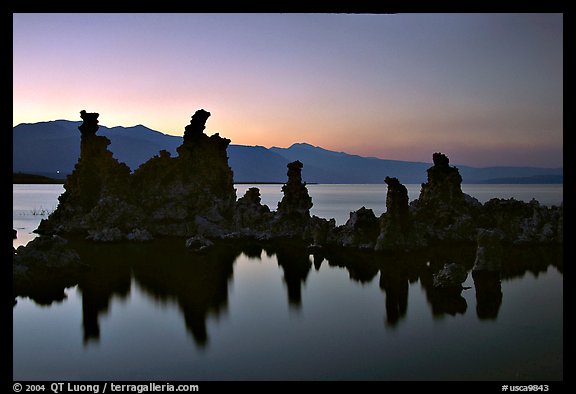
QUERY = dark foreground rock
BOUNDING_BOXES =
[14,235,81,269]
[13,235,86,305]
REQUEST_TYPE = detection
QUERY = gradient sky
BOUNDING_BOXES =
[13,13,563,167]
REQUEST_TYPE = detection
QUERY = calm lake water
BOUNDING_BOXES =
[13,184,563,380]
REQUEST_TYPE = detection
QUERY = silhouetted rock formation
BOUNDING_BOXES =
[277,160,313,219]
[421,153,463,206]
[36,109,236,240]
[384,176,409,220]
[410,152,480,243]
[334,207,380,249]
[479,198,563,244]
[13,111,564,347]
[78,110,99,136]
[267,160,315,238]
[376,177,425,251]
[233,187,273,234]
[182,109,211,143]
[37,110,132,235]
[134,110,236,237]
[306,215,336,250]
[25,110,561,259]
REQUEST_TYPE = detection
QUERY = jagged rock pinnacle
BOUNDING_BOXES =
[78,110,100,136]
[183,109,211,143]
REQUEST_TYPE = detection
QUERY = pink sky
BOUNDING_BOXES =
[13,13,563,167]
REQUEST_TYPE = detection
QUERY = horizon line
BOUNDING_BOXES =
[13,118,564,170]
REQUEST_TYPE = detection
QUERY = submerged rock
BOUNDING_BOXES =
[13,235,85,305]
[185,235,214,253]
[432,262,468,290]
[14,235,81,268]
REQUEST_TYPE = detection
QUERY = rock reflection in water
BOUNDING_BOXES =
[472,271,502,320]
[416,244,475,318]
[379,267,409,327]
[13,238,561,349]
[132,242,237,347]
[270,242,312,308]
[77,250,132,344]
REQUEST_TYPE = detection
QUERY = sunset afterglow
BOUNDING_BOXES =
[13,13,563,167]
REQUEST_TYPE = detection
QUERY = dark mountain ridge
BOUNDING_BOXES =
[13,120,563,184]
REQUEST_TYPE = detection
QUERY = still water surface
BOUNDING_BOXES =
[13,184,563,380]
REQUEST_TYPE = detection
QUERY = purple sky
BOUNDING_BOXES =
[13,13,563,167]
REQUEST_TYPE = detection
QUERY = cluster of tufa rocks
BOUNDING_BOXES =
[36,109,235,241]
[13,109,562,310]
[25,110,561,254]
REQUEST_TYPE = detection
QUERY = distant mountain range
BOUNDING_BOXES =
[13,120,563,184]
